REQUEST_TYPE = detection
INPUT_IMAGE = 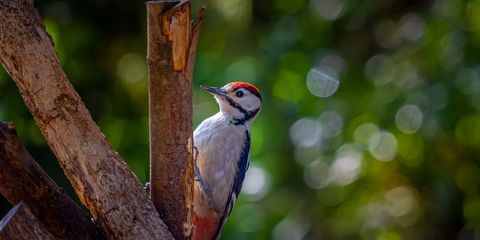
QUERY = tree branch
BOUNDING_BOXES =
[147,1,203,239]
[0,122,103,240]
[0,1,173,239]
[0,202,54,240]
[187,7,205,81]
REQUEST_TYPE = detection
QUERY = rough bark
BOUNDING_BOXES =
[0,122,103,240]
[0,202,55,240]
[0,1,173,239]
[147,1,203,239]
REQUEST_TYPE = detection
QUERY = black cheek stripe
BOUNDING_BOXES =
[226,97,260,125]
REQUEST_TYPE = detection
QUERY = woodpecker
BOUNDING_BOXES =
[192,82,261,240]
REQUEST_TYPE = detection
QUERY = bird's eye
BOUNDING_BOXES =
[235,91,244,98]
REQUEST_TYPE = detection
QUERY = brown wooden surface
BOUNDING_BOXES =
[147,1,203,239]
[0,0,173,239]
[0,122,103,240]
[0,202,55,240]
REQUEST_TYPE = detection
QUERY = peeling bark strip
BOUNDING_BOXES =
[0,1,173,239]
[0,203,54,240]
[147,1,203,239]
[0,122,103,240]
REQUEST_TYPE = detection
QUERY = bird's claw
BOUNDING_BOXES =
[193,146,203,182]
[144,182,150,193]
[194,163,203,182]
[193,147,214,204]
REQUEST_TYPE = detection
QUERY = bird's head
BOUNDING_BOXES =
[201,82,262,124]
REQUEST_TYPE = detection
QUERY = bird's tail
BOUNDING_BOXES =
[192,212,222,240]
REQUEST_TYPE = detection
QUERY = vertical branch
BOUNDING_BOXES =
[0,122,103,240]
[0,203,55,240]
[147,1,192,238]
[147,1,203,239]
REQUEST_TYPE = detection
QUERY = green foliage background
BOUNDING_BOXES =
[1,0,480,239]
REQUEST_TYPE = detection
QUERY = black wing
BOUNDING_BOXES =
[214,129,250,240]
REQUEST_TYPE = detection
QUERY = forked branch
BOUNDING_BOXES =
[0,0,172,239]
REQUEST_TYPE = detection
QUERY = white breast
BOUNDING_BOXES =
[194,112,248,213]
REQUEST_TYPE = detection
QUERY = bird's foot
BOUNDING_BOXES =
[194,164,203,182]
[194,146,203,182]
[144,182,150,193]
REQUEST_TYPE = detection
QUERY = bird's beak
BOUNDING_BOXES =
[201,85,228,97]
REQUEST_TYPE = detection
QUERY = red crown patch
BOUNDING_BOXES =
[227,82,261,99]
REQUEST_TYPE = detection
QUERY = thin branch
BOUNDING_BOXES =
[0,122,103,240]
[0,202,55,240]
[0,0,173,239]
